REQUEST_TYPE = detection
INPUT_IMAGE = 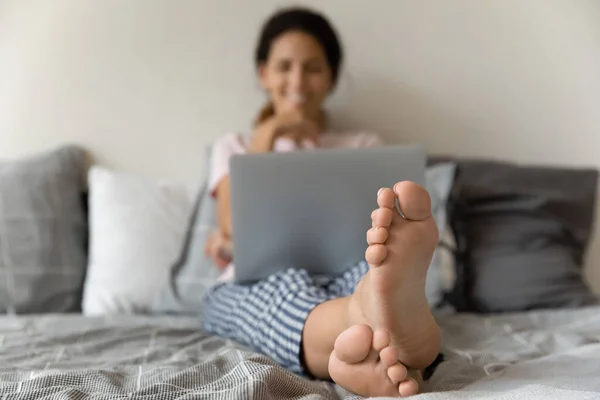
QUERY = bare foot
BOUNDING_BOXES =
[329,325,421,397]
[329,182,441,397]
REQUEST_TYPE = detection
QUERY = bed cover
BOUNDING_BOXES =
[1,305,599,400]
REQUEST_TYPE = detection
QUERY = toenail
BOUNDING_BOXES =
[395,199,407,219]
[377,188,384,197]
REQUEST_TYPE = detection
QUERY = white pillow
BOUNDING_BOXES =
[82,166,196,315]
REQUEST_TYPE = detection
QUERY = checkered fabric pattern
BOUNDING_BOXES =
[0,146,88,313]
[202,261,369,374]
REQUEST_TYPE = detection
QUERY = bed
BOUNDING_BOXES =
[1,146,599,399]
[1,306,599,399]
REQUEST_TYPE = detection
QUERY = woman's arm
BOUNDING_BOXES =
[215,175,233,237]
[205,225,233,268]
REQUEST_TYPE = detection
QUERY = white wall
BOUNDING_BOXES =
[1,0,600,291]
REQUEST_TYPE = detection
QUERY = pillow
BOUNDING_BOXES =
[450,159,598,313]
[151,159,458,314]
[81,166,196,315]
[0,146,88,313]
[424,162,458,310]
[150,156,221,314]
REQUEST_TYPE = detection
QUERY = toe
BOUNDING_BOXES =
[398,378,419,397]
[367,227,388,245]
[371,209,378,221]
[377,188,396,209]
[393,181,432,221]
[334,325,373,364]
[372,329,391,351]
[379,346,399,367]
[365,244,387,266]
[373,207,394,227]
[388,363,408,384]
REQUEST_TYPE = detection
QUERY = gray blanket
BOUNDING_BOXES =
[1,306,599,399]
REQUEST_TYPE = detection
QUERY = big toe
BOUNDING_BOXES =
[334,324,373,364]
[330,326,417,399]
[393,181,432,221]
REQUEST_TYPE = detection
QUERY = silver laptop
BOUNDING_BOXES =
[229,144,426,283]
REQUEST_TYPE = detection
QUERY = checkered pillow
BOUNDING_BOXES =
[0,146,88,313]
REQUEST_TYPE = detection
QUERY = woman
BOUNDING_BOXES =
[202,7,441,398]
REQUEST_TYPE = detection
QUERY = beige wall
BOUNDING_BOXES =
[1,0,600,291]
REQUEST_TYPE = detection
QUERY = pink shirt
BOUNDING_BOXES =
[208,130,383,282]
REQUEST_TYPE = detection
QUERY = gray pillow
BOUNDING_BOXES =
[151,153,457,314]
[449,159,598,313]
[424,162,457,309]
[150,147,221,314]
[0,146,88,313]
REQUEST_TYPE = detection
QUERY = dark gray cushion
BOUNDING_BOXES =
[448,159,598,313]
[0,146,88,313]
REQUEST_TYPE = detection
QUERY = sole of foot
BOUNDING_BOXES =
[331,182,442,398]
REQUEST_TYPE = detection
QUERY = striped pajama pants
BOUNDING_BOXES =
[202,261,370,375]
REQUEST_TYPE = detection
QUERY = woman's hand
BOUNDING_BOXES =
[204,229,233,270]
[250,110,319,152]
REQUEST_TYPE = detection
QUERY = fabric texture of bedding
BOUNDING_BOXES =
[1,306,599,399]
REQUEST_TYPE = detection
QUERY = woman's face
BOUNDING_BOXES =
[259,31,333,121]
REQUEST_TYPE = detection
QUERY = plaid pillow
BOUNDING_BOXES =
[0,146,88,313]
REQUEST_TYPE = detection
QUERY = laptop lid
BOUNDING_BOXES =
[229,144,426,283]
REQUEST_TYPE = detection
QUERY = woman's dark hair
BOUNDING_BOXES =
[255,7,344,86]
